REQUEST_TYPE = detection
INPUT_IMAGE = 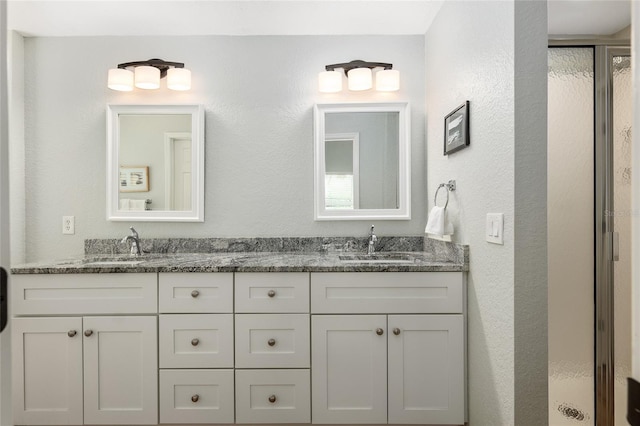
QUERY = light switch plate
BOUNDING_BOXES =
[486,213,504,245]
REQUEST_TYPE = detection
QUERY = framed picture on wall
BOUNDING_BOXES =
[444,101,470,155]
[119,166,149,192]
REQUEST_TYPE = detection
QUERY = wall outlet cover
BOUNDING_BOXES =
[62,216,75,235]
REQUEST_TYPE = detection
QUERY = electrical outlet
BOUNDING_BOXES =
[62,216,75,235]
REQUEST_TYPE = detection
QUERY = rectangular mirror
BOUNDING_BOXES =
[314,102,411,220]
[107,104,205,222]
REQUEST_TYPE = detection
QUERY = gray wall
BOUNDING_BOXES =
[16,35,425,262]
[425,0,547,424]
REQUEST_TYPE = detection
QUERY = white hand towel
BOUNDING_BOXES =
[425,206,454,236]
[119,198,130,211]
[130,199,146,211]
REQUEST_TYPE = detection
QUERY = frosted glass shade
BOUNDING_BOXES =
[107,68,134,91]
[375,69,400,92]
[167,68,191,91]
[347,68,372,91]
[318,71,342,93]
[134,66,160,89]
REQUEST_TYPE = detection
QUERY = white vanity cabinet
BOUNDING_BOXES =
[234,273,311,424]
[311,272,466,425]
[11,273,159,426]
[158,272,235,424]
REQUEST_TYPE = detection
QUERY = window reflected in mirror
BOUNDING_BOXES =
[314,103,410,221]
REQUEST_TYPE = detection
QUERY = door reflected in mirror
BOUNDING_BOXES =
[107,105,204,222]
[314,103,410,220]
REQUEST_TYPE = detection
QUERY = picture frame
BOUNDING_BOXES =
[119,166,149,192]
[444,101,470,155]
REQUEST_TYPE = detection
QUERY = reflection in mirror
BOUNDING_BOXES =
[314,102,410,220]
[107,105,204,222]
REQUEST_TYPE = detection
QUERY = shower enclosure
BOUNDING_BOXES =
[548,45,631,425]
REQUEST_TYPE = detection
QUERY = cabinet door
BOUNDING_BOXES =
[311,315,387,424]
[12,317,83,425]
[83,316,158,425]
[388,315,465,424]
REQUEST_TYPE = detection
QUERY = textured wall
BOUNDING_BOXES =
[18,35,425,262]
[426,1,547,424]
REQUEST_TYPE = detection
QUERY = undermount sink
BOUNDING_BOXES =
[83,260,144,266]
[338,253,416,264]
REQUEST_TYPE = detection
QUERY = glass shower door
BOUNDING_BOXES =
[610,51,631,426]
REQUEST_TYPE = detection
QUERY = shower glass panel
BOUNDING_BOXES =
[548,47,595,425]
[612,53,631,425]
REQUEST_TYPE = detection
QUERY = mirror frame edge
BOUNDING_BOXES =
[106,104,205,222]
[313,101,412,221]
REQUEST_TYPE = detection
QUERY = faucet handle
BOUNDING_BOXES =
[129,226,139,238]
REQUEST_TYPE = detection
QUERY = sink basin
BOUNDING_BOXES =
[338,254,416,264]
[84,260,144,266]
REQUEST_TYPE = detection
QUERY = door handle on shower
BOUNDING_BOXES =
[608,232,620,262]
[0,267,7,333]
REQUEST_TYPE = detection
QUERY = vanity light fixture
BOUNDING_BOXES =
[107,58,191,92]
[318,60,400,93]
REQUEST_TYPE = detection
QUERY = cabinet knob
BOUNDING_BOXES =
[84,330,93,337]
[191,338,200,346]
[191,290,200,298]
[191,394,199,403]
[268,395,277,403]
[268,338,276,347]
[376,328,384,336]
[267,290,276,298]
[68,330,77,338]
[393,328,401,336]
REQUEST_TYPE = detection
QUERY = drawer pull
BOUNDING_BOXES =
[268,290,276,298]
[191,394,199,403]
[393,328,401,336]
[268,395,277,403]
[191,338,200,346]
[68,330,77,338]
[84,330,93,337]
[376,328,384,336]
[191,290,200,298]
[267,338,276,347]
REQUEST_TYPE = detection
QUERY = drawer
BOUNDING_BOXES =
[159,369,234,424]
[235,369,310,424]
[311,272,464,314]
[159,314,234,368]
[235,314,310,368]
[235,273,309,313]
[12,273,157,315]
[159,273,233,313]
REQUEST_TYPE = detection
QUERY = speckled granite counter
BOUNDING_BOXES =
[11,237,468,274]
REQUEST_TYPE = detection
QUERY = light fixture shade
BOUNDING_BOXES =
[167,68,191,91]
[347,68,372,91]
[376,69,400,92]
[318,70,342,93]
[134,66,160,89]
[107,68,134,91]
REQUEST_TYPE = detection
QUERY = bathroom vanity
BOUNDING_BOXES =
[10,238,468,426]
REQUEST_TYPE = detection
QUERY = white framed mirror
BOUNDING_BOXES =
[107,104,205,222]
[314,102,411,220]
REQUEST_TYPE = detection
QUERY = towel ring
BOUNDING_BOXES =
[434,184,450,209]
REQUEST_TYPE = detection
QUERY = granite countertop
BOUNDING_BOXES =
[11,237,469,274]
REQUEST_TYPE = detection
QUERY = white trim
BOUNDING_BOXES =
[325,132,360,209]
[314,102,411,220]
[107,104,205,222]
[163,132,192,211]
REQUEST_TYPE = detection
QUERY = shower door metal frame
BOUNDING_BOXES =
[594,45,631,426]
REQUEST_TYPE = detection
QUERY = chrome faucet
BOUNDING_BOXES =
[368,225,377,255]
[121,226,142,256]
